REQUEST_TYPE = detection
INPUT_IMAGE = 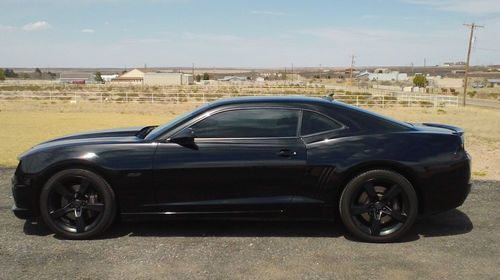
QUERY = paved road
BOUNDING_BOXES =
[466,98,500,109]
[1,168,499,280]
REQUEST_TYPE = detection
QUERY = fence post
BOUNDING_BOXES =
[382,96,385,108]
[100,92,103,103]
[151,92,154,104]
[176,92,179,104]
[126,92,128,103]
[356,96,359,106]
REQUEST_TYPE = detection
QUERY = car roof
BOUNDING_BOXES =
[208,96,333,107]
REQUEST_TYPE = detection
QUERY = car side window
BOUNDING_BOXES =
[190,108,299,138]
[301,110,342,136]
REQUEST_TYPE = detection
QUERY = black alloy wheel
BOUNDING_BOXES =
[40,169,116,239]
[340,170,418,243]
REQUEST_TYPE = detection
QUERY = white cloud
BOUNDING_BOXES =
[81,28,95,33]
[251,10,286,16]
[404,0,500,14]
[22,21,51,31]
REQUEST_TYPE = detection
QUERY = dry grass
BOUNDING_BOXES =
[0,102,498,180]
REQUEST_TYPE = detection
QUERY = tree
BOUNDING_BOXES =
[4,68,18,78]
[0,69,5,81]
[413,74,427,88]
[95,72,104,83]
[202,72,210,80]
[35,68,42,77]
[195,74,201,82]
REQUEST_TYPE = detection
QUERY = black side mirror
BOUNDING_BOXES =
[169,128,198,149]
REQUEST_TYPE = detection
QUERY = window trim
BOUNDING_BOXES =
[172,107,302,140]
[299,109,347,137]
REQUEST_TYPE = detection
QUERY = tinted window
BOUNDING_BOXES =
[301,111,342,135]
[191,109,299,138]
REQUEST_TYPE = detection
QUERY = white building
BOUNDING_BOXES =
[368,71,408,81]
[101,74,118,82]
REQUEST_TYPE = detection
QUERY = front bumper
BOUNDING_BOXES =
[11,169,38,220]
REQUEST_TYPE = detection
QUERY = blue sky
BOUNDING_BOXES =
[1,0,500,68]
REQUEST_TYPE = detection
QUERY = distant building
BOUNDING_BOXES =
[427,77,463,88]
[101,74,119,82]
[218,76,248,83]
[373,68,391,74]
[143,72,193,86]
[487,79,500,87]
[362,71,408,81]
[111,68,146,85]
[59,72,94,84]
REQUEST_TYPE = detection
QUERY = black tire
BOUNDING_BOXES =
[40,169,116,239]
[339,170,418,243]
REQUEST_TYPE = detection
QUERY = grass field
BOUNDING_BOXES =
[0,102,498,180]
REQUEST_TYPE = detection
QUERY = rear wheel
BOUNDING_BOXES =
[40,169,116,239]
[339,170,418,243]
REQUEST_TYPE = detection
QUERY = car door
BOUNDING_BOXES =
[152,107,307,215]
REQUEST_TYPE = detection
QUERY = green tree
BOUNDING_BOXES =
[4,68,18,78]
[195,74,201,82]
[0,69,5,81]
[413,74,427,88]
[202,72,210,80]
[35,68,42,77]
[95,72,104,83]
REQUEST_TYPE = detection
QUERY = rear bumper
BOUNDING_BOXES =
[420,153,472,215]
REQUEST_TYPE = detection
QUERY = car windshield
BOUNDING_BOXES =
[144,103,213,140]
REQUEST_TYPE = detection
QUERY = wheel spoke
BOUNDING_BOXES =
[350,204,371,216]
[370,216,381,236]
[83,203,104,213]
[363,182,378,202]
[387,209,408,222]
[78,178,90,194]
[381,184,401,202]
[75,215,86,233]
[53,182,74,200]
[50,205,74,218]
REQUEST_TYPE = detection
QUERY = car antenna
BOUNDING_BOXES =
[323,91,335,101]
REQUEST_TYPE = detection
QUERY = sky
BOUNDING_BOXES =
[1,0,500,68]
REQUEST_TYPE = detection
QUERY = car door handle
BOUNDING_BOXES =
[276,149,296,157]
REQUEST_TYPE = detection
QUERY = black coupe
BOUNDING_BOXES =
[12,96,471,242]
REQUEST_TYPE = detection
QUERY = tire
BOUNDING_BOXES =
[339,170,418,243]
[40,169,116,239]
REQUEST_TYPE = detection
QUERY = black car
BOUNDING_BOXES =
[12,96,471,242]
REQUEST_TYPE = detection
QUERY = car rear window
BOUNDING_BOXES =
[301,110,342,135]
[191,108,299,138]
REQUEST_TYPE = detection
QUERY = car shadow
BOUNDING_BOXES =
[23,208,473,242]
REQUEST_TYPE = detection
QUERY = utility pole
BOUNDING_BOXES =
[349,55,356,84]
[463,23,484,106]
[291,63,294,82]
[192,63,195,77]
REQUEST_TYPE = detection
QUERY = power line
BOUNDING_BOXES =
[462,23,484,107]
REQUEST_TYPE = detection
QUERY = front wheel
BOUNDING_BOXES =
[339,170,418,243]
[40,169,116,239]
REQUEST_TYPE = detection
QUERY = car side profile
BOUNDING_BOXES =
[12,96,471,242]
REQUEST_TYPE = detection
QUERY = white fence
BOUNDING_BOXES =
[0,90,459,107]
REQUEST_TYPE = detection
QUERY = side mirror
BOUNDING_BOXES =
[168,128,198,149]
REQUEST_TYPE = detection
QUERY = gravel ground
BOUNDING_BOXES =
[0,168,499,280]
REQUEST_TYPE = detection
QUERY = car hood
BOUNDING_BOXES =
[19,126,155,159]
